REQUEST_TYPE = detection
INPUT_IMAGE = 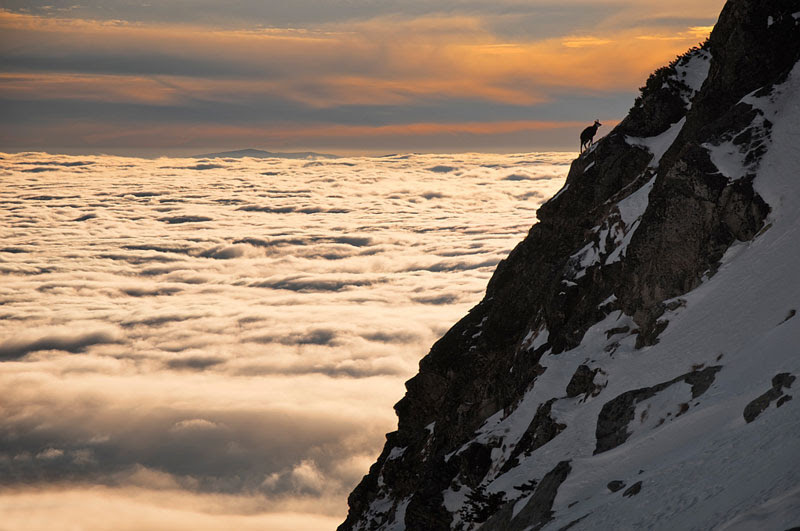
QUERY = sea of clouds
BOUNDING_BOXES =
[0,150,571,529]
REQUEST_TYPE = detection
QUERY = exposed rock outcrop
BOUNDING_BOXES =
[341,1,800,529]
[743,372,796,423]
[594,366,721,454]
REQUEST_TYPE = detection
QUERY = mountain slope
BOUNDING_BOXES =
[341,1,800,529]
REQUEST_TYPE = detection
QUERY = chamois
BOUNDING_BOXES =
[580,120,602,153]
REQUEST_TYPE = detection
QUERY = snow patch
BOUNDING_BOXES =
[568,175,655,275]
[598,294,617,308]
[384,497,412,531]
[629,381,695,442]
[615,176,655,228]
[531,328,549,351]
[626,117,686,168]
[705,140,751,180]
[716,485,800,531]
[387,446,407,460]
[674,49,712,105]
[443,485,470,523]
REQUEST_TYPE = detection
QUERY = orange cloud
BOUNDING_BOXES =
[0,73,183,105]
[1,9,714,110]
[561,36,614,48]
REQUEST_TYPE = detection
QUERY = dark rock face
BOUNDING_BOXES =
[340,1,800,529]
[743,373,796,423]
[607,480,626,493]
[481,461,572,531]
[594,367,722,454]
[565,365,601,398]
[501,399,566,473]
[622,481,643,498]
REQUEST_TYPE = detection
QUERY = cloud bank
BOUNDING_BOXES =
[0,150,570,527]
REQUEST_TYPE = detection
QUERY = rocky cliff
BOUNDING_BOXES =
[341,1,800,529]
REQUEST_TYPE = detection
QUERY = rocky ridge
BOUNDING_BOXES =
[341,1,800,529]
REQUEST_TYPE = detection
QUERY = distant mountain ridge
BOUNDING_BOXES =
[341,0,800,529]
[192,148,338,160]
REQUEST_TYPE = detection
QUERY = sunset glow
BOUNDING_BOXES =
[1,2,725,154]
[1,1,735,529]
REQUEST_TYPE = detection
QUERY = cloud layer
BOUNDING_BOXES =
[0,150,570,526]
[0,2,723,153]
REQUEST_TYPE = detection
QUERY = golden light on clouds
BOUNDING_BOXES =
[0,149,574,527]
[0,1,730,528]
[636,25,715,41]
[561,36,614,48]
[1,9,714,106]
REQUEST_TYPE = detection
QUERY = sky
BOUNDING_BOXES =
[0,0,726,156]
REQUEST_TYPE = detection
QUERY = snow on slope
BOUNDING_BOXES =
[626,117,686,168]
[550,62,800,531]
[567,175,656,278]
[435,60,800,531]
[547,60,800,531]
[674,49,712,108]
[566,48,716,281]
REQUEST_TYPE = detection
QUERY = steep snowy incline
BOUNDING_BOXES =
[538,61,800,530]
[340,1,800,529]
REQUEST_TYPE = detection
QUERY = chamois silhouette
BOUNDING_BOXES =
[580,120,602,153]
